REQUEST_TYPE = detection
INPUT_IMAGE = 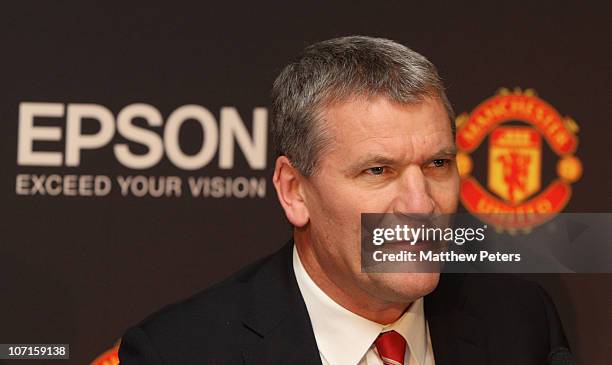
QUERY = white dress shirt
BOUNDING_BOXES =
[293,246,436,365]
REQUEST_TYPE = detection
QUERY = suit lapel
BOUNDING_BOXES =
[425,274,487,365]
[239,241,322,365]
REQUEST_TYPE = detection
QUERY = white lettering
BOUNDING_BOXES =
[114,103,164,169]
[16,103,268,170]
[164,105,218,170]
[17,102,64,166]
[219,107,267,169]
[65,104,115,166]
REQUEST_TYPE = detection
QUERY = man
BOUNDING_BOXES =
[119,36,569,365]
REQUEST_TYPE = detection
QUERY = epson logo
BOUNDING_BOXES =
[17,102,267,170]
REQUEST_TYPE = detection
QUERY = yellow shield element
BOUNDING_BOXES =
[488,126,541,204]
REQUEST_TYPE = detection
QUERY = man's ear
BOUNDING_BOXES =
[272,156,310,227]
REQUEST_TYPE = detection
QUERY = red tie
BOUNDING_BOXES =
[375,330,407,365]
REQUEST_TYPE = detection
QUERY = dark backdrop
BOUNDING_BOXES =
[1,2,610,364]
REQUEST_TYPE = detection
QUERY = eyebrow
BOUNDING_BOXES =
[344,146,457,173]
[430,146,457,159]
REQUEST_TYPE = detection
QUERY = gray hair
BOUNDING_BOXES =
[271,35,454,177]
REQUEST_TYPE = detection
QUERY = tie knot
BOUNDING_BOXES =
[375,330,406,365]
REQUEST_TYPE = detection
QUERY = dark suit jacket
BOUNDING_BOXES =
[119,240,569,365]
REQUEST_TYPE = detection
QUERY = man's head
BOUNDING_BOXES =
[271,36,460,315]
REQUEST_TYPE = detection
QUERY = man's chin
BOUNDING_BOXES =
[367,272,441,303]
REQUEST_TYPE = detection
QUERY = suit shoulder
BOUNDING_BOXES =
[132,253,272,340]
[118,249,289,364]
[435,274,557,327]
[459,274,549,303]
[450,274,566,345]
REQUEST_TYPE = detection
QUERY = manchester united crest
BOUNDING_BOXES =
[456,88,582,233]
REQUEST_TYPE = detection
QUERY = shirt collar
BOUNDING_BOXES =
[383,295,428,365]
[293,245,428,365]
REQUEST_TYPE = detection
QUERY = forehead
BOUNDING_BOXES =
[320,95,453,162]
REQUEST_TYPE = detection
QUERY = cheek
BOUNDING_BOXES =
[312,177,364,218]
[308,183,371,248]
[308,183,354,231]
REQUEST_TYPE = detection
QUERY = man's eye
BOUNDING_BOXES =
[367,167,385,175]
[432,159,448,168]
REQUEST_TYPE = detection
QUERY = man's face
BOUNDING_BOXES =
[301,95,459,304]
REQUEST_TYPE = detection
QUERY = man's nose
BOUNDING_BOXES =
[391,165,435,216]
